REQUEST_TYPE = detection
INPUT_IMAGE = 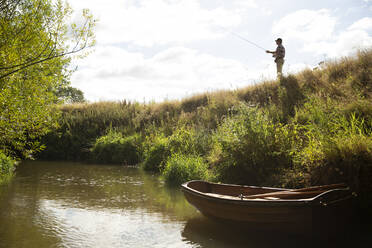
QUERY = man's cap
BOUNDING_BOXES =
[275,38,282,42]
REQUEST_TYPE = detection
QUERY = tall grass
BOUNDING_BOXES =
[90,130,142,165]
[37,48,372,204]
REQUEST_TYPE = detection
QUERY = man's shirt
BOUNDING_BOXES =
[275,44,285,59]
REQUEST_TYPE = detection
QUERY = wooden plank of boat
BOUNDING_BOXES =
[205,190,324,200]
[241,187,346,200]
[287,183,347,192]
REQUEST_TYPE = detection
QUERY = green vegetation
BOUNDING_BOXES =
[0,0,96,179]
[90,130,141,165]
[142,134,170,172]
[1,0,368,223]
[37,49,372,213]
[0,151,15,184]
[55,86,86,104]
[2,4,370,209]
[209,104,298,186]
[163,154,210,186]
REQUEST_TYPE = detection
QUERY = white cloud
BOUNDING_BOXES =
[303,29,372,57]
[233,0,273,16]
[234,0,258,9]
[302,17,372,57]
[68,0,254,102]
[273,10,372,58]
[71,46,250,102]
[67,2,371,102]
[287,63,311,74]
[348,17,372,31]
[71,0,241,46]
[272,9,337,42]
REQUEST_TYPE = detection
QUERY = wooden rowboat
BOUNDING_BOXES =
[181,180,354,234]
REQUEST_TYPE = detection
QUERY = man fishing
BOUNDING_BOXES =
[266,38,285,78]
[222,28,285,78]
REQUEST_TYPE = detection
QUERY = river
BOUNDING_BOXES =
[0,161,369,248]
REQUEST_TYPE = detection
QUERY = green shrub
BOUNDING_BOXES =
[167,126,203,155]
[292,96,372,191]
[210,103,298,185]
[299,134,372,210]
[38,101,142,161]
[343,100,372,130]
[142,135,170,172]
[0,152,16,184]
[163,153,209,186]
[90,130,141,165]
[142,125,212,172]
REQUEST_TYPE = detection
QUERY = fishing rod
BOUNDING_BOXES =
[219,27,267,51]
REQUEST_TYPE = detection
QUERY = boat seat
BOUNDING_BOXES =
[205,193,276,201]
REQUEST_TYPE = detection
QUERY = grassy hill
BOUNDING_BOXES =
[38,49,372,208]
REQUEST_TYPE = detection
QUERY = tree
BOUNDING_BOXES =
[55,85,86,103]
[0,0,96,158]
[0,0,96,79]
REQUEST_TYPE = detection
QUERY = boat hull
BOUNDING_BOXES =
[181,181,353,234]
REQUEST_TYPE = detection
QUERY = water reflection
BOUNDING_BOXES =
[182,216,370,248]
[0,161,197,248]
[182,217,311,248]
[37,199,187,248]
[0,161,370,248]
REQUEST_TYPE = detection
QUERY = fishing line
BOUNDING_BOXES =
[219,27,267,51]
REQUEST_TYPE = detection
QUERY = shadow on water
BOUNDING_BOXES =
[182,216,372,248]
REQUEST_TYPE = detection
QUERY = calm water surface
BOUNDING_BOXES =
[0,161,369,248]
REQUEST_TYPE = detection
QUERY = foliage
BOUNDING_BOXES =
[38,101,142,161]
[0,79,59,158]
[278,75,304,120]
[292,97,372,186]
[168,126,208,156]
[0,151,15,184]
[163,153,209,186]
[0,0,96,79]
[90,130,141,165]
[142,134,170,172]
[141,124,213,173]
[55,86,86,103]
[209,103,299,185]
[0,0,96,159]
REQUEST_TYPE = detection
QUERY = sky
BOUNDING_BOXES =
[68,0,372,102]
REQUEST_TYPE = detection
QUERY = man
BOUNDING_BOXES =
[266,38,285,78]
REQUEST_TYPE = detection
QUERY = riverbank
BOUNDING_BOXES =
[36,49,372,208]
[0,152,16,185]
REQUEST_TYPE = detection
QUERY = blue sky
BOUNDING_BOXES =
[69,0,372,102]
